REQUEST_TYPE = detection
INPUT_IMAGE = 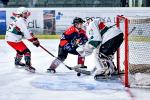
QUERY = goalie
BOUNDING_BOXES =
[76,18,124,79]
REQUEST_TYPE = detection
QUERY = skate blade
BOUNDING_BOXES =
[47,69,56,73]
[75,68,91,75]
[80,66,87,69]
[24,68,35,73]
[15,65,25,69]
[94,75,111,80]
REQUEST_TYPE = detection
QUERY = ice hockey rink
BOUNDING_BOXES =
[0,39,150,100]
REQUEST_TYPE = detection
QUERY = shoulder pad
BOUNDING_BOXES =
[64,26,77,35]
[98,22,106,30]
[79,29,86,34]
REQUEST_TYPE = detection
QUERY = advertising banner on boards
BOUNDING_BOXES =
[0,10,6,35]
[1,8,150,34]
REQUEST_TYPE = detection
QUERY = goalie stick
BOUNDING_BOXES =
[109,24,136,35]
[75,67,97,75]
[39,45,73,70]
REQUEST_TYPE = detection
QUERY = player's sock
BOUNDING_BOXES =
[47,59,61,73]
[15,53,25,67]
[24,65,36,73]
[24,53,35,73]
[77,55,87,69]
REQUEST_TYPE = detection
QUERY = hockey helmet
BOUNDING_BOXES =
[15,7,30,18]
[73,17,85,24]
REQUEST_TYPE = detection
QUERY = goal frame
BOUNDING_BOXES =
[116,15,129,87]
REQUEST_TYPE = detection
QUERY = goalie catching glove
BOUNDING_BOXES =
[76,42,95,57]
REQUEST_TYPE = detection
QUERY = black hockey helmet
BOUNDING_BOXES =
[73,17,85,24]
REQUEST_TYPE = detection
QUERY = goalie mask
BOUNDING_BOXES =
[86,17,93,23]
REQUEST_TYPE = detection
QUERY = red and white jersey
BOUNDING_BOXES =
[5,16,33,42]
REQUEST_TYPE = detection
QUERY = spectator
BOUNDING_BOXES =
[1,0,9,6]
[121,0,126,7]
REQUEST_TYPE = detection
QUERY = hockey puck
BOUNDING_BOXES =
[94,75,97,80]
[77,73,81,76]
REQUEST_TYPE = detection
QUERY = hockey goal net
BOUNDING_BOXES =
[116,15,150,88]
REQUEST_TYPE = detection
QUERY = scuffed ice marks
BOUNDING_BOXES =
[30,72,124,91]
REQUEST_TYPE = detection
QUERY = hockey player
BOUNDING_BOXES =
[77,18,124,79]
[47,17,88,73]
[5,7,40,72]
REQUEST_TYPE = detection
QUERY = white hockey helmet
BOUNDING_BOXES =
[15,7,30,18]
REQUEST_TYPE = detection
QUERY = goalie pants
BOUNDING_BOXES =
[99,33,124,57]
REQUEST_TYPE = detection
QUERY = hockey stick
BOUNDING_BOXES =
[129,26,136,35]
[39,45,73,70]
[75,67,97,75]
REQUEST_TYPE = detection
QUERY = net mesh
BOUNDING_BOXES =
[119,16,150,87]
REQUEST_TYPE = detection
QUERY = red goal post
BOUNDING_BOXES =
[116,15,129,87]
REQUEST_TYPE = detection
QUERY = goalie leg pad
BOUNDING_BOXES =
[94,55,115,78]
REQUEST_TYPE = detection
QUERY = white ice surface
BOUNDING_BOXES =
[0,39,150,100]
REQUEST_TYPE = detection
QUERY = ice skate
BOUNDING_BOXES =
[24,65,36,73]
[47,68,56,73]
[14,57,25,69]
[15,62,26,69]
[74,64,87,69]
[47,58,62,73]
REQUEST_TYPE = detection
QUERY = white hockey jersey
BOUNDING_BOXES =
[77,18,123,57]
[86,19,123,48]
[5,16,33,42]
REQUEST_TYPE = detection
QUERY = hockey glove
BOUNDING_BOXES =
[28,38,40,47]
[64,43,74,51]
[73,37,88,47]
[72,39,81,47]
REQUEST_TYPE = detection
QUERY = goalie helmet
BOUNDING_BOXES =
[14,7,30,19]
[86,17,93,21]
[73,17,85,24]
